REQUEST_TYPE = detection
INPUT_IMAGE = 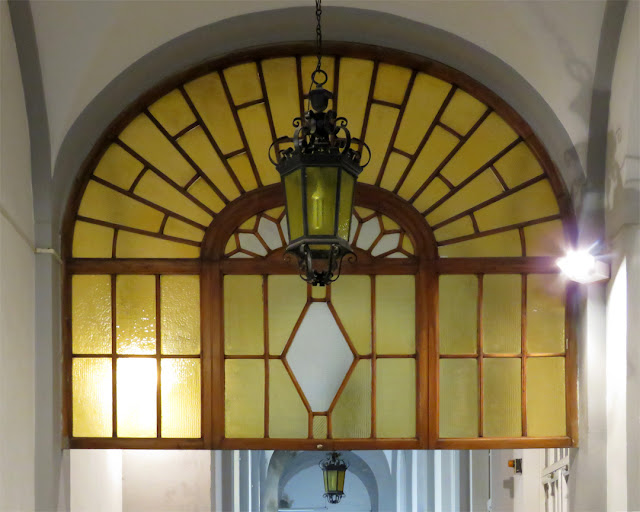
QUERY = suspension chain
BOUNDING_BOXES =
[315,0,322,72]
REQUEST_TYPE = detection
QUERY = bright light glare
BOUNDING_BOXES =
[557,249,609,283]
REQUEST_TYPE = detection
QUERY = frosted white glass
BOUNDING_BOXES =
[371,233,400,256]
[237,233,267,256]
[257,217,282,250]
[356,218,381,250]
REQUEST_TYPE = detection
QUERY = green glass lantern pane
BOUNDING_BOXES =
[284,170,304,240]
[305,166,338,236]
[323,470,329,492]
[326,469,338,491]
[337,470,346,492]
[337,171,355,240]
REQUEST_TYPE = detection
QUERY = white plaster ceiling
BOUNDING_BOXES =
[28,0,606,174]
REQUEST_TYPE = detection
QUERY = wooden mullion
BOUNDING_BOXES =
[332,57,340,111]
[519,227,527,256]
[207,262,224,447]
[156,275,162,438]
[128,167,148,192]
[111,274,118,438]
[159,214,170,234]
[435,437,573,450]
[62,269,73,440]
[357,61,379,151]
[375,354,417,359]
[436,121,463,139]
[172,120,200,140]
[68,259,200,275]
[371,275,377,438]
[392,147,413,160]
[235,98,265,110]
[328,358,359,414]
[565,282,578,444]
[111,229,119,258]
[521,274,528,437]
[428,267,439,448]
[477,274,484,438]
[296,56,305,117]
[370,98,402,109]
[470,213,480,234]
[436,174,455,190]
[491,164,510,191]
[281,357,313,414]
[263,275,269,438]
[436,257,560,274]
[415,261,430,447]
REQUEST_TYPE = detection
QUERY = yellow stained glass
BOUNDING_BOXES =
[161,359,201,438]
[373,63,412,104]
[376,275,415,354]
[438,230,522,258]
[306,166,338,236]
[284,171,304,240]
[526,357,566,436]
[148,89,197,137]
[116,231,200,259]
[117,358,157,437]
[381,216,399,231]
[72,358,112,437]
[268,276,307,356]
[161,275,200,355]
[269,360,308,438]
[377,359,416,438]
[262,58,300,137]
[228,153,258,191]
[223,62,262,105]
[402,235,414,254]
[311,285,326,300]
[354,206,374,219]
[238,104,279,186]
[224,275,263,355]
[266,207,284,219]
[483,275,521,354]
[359,105,399,185]
[483,358,522,437]
[433,216,475,242]
[411,178,451,214]
[494,142,543,188]
[72,275,111,354]
[524,220,566,257]
[187,178,226,213]
[439,275,477,354]
[380,152,410,192]
[225,235,237,255]
[527,275,565,354]
[73,221,115,258]
[439,358,478,438]
[332,360,371,438]
[337,171,355,240]
[338,58,375,139]
[440,89,487,135]
[313,416,327,439]
[225,359,264,438]
[93,144,144,191]
[163,217,205,242]
[116,275,156,355]
[331,276,371,355]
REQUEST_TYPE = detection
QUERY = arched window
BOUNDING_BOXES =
[64,44,576,450]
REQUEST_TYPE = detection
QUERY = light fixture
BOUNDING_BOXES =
[269,0,370,286]
[557,249,610,283]
[319,451,349,504]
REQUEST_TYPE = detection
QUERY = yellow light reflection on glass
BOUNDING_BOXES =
[116,358,157,438]
[161,359,201,438]
[116,275,156,355]
[72,358,112,437]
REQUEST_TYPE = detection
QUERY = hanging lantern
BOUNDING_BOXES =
[319,451,349,504]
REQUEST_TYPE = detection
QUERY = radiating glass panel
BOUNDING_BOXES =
[269,360,308,438]
[72,275,111,354]
[373,63,412,104]
[284,171,304,240]
[93,143,144,190]
[116,358,157,438]
[332,360,371,438]
[116,275,156,355]
[439,359,478,438]
[305,166,338,236]
[72,358,112,437]
[262,58,299,137]
[72,221,114,258]
[376,275,415,354]
[148,89,197,137]
[483,358,522,437]
[313,416,327,439]
[161,359,201,438]
[440,89,487,136]
[330,276,371,354]
[377,359,416,438]
[524,220,565,257]
[493,141,543,188]
[161,275,200,355]
[163,217,205,242]
[337,171,355,240]
[238,104,280,186]
[116,231,200,259]
[483,275,521,354]
[359,105,399,185]
[227,153,258,191]
[268,275,307,356]
[527,275,566,354]
[438,230,522,258]
[526,357,566,436]
[439,275,477,354]
[380,152,410,192]
[225,360,264,438]
[223,62,262,105]
[224,275,263,355]
[187,177,225,213]
[337,58,374,139]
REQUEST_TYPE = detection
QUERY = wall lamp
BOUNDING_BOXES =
[557,249,610,284]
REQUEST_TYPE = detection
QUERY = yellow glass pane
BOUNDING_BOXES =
[332,360,371,438]
[439,275,477,354]
[116,231,199,259]
[377,359,416,438]
[148,89,197,137]
[359,105,399,185]
[284,171,304,240]
[161,359,201,438]
[433,216,475,242]
[72,358,112,437]
[439,359,478,438]
[72,275,111,354]
[475,180,560,231]
[402,235,415,255]
[184,73,243,154]
[266,206,285,220]
[381,216,399,231]
[268,275,307,356]
[373,63,412,104]
[177,126,240,201]
[527,275,566,354]
[223,62,262,105]
[161,275,200,355]
[306,166,338,236]
[483,358,522,437]
[313,416,327,439]
[225,235,237,255]
[224,275,263,355]
[301,56,335,97]
[269,360,308,438]
[133,172,212,227]
[338,58,375,139]
[116,275,156,355]
[163,217,205,242]
[524,220,566,257]
[238,104,280,186]
[440,89,487,135]
[311,285,326,300]
[78,181,164,232]
[225,359,264,438]
[119,114,196,187]
[187,178,226,213]
[228,153,258,191]
[331,276,371,355]
[440,113,518,186]
[483,275,521,354]
[73,221,115,258]
[262,58,300,137]
[396,74,452,155]
[438,230,522,258]
[337,171,355,240]
[526,357,566,436]
[93,143,144,190]
[380,152,410,192]
[240,216,257,230]
[116,358,157,437]
[376,275,415,354]
[411,177,451,214]
[494,142,543,188]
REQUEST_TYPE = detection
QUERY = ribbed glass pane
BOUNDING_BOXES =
[284,171,304,240]
[72,275,111,354]
[483,275,521,354]
[527,357,566,436]
[313,416,327,439]
[376,275,415,354]
[116,275,156,355]
[225,359,264,438]
[224,275,263,355]
[330,276,372,355]
[161,275,200,355]
[72,358,112,437]
[161,359,201,438]
[305,166,338,236]
[483,358,522,437]
[527,275,566,354]
[439,359,478,438]
[269,360,308,439]
[116,358,157,438]
[376,359,416,438]
[332,360,371,438]
[439,275,477,354]
[337,171,355,240]
[268,275,307,356]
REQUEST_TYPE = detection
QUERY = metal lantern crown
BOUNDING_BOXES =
[319,451,349,504]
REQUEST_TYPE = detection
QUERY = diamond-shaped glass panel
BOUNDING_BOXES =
[285,303,354,412]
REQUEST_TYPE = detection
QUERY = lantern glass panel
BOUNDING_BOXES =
[325,468,338,491]
[337,170,355,240]
[305,166,338,236]
[337,469,346,492]
[284,170,304,240]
